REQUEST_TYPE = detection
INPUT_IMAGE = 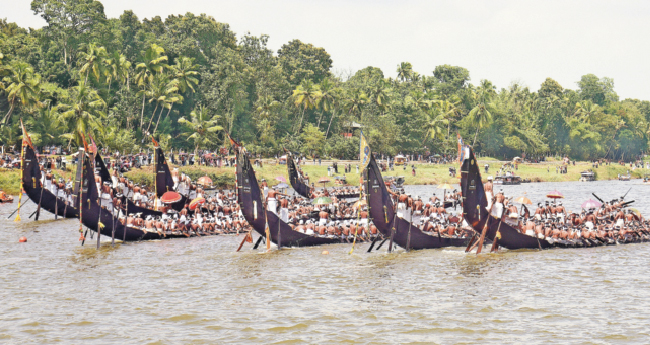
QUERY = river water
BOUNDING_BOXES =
[2,180,650,344]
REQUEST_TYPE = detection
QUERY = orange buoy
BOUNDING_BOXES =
[19,236,27,242]
[322,250,329,255]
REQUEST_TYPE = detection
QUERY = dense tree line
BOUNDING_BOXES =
[1,0,649,160]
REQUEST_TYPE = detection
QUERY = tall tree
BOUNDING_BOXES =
[57,79,106,145]
[291,79,322,134]
[178,105,223,152]
[2,60,41,126]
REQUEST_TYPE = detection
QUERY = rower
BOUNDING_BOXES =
[484,176,494,209]
[413,196,424,225]
[267,188,278,215]
[100,181,114,212]
[397,193,408,219]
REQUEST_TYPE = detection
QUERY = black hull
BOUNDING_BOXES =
[287,152,312,198]
[22,144,79,218]
[79,154,204,242]
[365,155,470,250]
[237,148,339,247]
[460,147,552,250]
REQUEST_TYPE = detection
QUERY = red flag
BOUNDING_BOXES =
[226,132,241,148]
[88,133,98,154]
[19,119,33,148]
[151,136,159,147]
[80,133,89,152]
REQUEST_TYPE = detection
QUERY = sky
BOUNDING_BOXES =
[5,0,650,100]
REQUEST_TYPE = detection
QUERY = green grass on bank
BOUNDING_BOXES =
[1,159,647,196]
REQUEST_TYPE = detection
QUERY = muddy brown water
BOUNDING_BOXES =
[1,180,649,344]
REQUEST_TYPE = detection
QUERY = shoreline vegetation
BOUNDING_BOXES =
[2,158,646,196]
[1,0,650,171]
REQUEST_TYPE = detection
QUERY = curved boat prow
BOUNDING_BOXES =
[460,146,552,250]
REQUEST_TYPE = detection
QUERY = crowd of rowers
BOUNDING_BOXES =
[389,189,470,238]
[262,180,374,241]
[483,177,648,245]
[39,164,251,236]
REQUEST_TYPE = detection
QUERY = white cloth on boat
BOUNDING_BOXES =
[490,202,504,218]
[280,207,289,223]
[267,197,278,215]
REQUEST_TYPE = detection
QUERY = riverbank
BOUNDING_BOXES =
[1,159,646,196]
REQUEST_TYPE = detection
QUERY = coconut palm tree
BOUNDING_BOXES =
[573,100,600,124]
[2,61,42,126]
[178,105,223,152]
[57,80,106,146]
[172,56,199,94]
[396,62,413,82]
[135,44,168,128]
[144,74,180,134]
[434,97,460,138]
[292,79,322,134]
[79,43,108,84]
[105,51,131,91]
[343,87,368,123]
[423,111,449,144]
[26,104,65,146]
[316,78,338,128]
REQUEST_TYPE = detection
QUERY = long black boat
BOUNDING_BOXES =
[460,146,553,250]
[92,150,163,218]
[78,149,193,242]
[22,142,79,219]
[365,154,470,250]
[237,147,341,247]
[287,151,313,198]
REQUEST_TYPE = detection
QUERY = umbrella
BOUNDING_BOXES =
[197,175,212,187]
[437,183,453,190]
[312,197,333,205]
[629,208,641,216]
[515,196,532,205]
[160,191,182,204]
[276,183,289,189]
[352,199,367,209]
[275,176,287,183]
[433,154,441,158]
[318,177,331,188]
[189,197,205,211]
[546,190,564,199]
[581,199,602,209]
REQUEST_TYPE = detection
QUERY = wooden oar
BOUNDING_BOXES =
[111,210,115,248]
[375,237,389,250]
[406,208,413,251]
[253,234,264,250]
[35,183,45,220]
[465,234,477,253]
[367,233,382,252]
[54,194,58,220]
[96,203,102,249]
[123,200,129,242]
[7,199,31,219]
[236,230,253,252]
[476,201,496,254]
